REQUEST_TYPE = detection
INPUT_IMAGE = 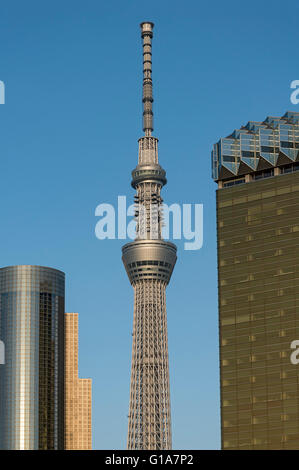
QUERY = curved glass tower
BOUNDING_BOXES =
[0,265,65,450]
[122,22,177,450]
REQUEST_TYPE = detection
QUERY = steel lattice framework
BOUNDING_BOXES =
[122,22,177,450]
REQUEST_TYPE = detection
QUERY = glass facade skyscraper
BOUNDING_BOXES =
[0,265,65,450]
[213,112,299,449]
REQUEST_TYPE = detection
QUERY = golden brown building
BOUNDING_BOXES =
[65,313,92,450]
[213,112,299,449]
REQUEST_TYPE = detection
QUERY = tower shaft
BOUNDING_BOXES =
[122,22,177,450]
[128,280,171,449]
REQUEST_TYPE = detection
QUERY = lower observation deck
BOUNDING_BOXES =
[122,239,177,285]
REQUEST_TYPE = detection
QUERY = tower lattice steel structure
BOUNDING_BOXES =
[122,22,177,450]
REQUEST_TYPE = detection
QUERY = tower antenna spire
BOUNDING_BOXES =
[140,22,154,136]
[122,22,177,450]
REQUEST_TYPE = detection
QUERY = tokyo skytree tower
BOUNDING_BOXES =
[122,22,177,450]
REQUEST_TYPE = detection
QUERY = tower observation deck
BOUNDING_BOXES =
[122,22,177,450]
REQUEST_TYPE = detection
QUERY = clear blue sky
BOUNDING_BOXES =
[0,0,298,449]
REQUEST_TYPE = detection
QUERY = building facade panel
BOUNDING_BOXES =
[217,171,299,449]
[65,313,92,450]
